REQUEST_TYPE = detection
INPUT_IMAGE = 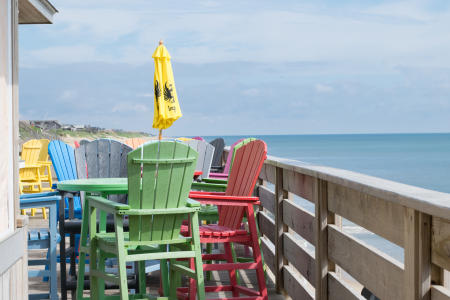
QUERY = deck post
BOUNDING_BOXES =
[315,179,334,300]
[404,207,432,299]
[274,166,288,293]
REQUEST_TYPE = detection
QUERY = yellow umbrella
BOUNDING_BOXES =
[152,40,182,139]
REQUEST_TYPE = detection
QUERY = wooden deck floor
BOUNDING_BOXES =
[27,212,286,299]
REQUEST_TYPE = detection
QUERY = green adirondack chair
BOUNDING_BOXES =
[85,141,205,300]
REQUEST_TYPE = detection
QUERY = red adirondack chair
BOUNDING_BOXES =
[208,138,244,179]
[179,139,268,300]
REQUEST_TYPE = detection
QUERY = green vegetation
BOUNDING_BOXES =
[19,121,151,142]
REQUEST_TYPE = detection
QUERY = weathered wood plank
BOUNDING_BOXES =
[283,200,315,245]
[274,166,288,292]
[259,163,276,184]
[315,179,332,299]
[260,237,275,275]
[283,232,315,286]
[328,225,404,300]
[432,217,450,271]
[282,168,314,202]
[328,182,404,247]
[404,208,431,299]
[282,265,314,300]
[328,272,365,300]
[258,185,275,214]
[432,285,450,300]
[258,211,275,244]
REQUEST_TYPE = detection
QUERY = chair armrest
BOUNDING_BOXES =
[20,191,59,199]
[189,191,226,196]
[87,196,130,214]
[20,195,61,209]
[208,172,228,179]
[188,193,260,206]
[202,178,228,185]
[191,182,227,192]
[186,198,200,207]
[124,206,199,215]
[19,165,41,170]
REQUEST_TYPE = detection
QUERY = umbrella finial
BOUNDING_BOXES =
[159,40,163,45]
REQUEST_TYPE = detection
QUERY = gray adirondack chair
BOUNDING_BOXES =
[180,139,214,180]
[75,138,132,203]
[209,137,225,172]
[59,139,134,298]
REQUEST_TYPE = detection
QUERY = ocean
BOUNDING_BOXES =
[203,133,450,263]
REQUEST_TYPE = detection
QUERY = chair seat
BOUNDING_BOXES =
[181,224,247,237]
[95,232,163,250]
[28,229,60,242]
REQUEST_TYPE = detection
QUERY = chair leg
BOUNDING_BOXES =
[160,259,169,296]
[205,243,213,281]
[115,217,129,300]
[191,212,206,300]
[169,259,177,300]
[90,238,100,300]
[31,208,36,216]
[189,258,196,300]
[224,243,239,297]
[247,206,268,300]
[42,207,47,219]
[98,251,106,297]
[138,260,146,294]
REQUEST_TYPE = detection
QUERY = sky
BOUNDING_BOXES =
[18,0,450,136]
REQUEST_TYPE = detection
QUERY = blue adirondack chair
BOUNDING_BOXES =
[21,192,60,300]
[48,140,82,219]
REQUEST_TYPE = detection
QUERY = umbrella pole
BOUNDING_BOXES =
[158,129,162,140]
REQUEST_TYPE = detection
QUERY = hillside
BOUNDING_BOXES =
[19,120,153,146]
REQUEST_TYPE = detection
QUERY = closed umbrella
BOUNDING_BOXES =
[152,40,182,139]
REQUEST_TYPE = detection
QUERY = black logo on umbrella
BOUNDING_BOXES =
[154,80,161,99]
[164,82,175,103]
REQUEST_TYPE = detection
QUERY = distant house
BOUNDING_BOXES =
[30,120,61,130]
[73,124,85,130]
[61,124,75,131]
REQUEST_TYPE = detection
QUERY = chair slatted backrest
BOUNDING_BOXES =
[48,140,81,216]
[48,140,78,181]
[210,138,225,168]
[21,139,42,165]
[20,139,42,180]
[74,139,132,179]
[125,138,146,149]
[222,138,244,174]
[219,140,267,230]
[180,139,214,179]
[127,141,198,242]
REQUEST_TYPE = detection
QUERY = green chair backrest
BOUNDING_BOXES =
[127,140,198,242]
[228,137,257,173]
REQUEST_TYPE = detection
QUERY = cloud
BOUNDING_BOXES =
[314,84,333,94]
[19,1,450,67]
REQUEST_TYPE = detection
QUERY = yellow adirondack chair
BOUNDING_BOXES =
[19,139,48,219]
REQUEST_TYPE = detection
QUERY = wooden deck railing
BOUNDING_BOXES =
[245,152,450,300]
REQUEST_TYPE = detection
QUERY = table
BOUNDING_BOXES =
[57,178,129,300]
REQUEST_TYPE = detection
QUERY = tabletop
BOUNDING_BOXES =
[57,178,128,194]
